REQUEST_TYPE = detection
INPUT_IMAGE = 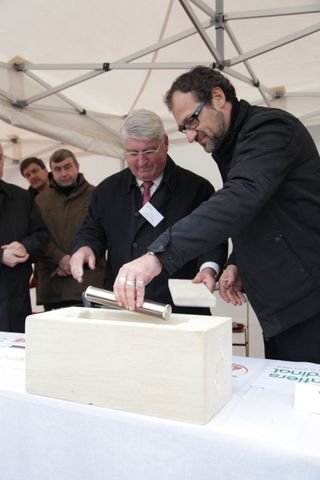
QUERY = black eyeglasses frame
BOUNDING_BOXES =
[178,94,210,133]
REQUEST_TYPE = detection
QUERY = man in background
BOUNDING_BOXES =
[0,143,49,332]
[36,148,104,310]
[20,156,50,289]
[20,156,50,197]
[70,109,227,313]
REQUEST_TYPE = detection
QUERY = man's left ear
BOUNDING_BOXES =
[212,87,226,109]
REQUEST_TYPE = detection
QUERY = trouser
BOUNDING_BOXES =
[264,311,320,364]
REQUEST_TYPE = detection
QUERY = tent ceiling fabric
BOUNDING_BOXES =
[0,0,319,161]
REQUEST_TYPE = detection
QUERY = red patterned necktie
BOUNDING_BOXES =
[142,181,153,205]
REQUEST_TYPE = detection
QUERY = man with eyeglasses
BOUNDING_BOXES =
[70,109,227,314]
[113,66,320,364]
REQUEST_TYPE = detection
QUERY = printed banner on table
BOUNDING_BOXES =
[251,360,320,393]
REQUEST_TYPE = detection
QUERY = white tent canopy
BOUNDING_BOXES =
[0,0,319,163]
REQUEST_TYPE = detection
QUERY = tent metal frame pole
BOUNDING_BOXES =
[180,0,272,106]
[22,70,106,106]
[286,91,320,98]
[12,0,319,107]
[215,0,224,61]
[109,62,265,89]
[179,0,221,63]
[300,110,320,122]
[0,88,16,103]
[189,2,320,19]
[0,0,318,136]
[30,104,126,120]
[220,66,263,87]
[189,0,215,17]
[109,62,212,69]
[115,19,214,64]
[0,2,319,160]
[23,73,122,139]
[22,20,214,71]
[224,22,271,106]
[226,5,320,21]
[228,22,320,66]
[25,71,86,114]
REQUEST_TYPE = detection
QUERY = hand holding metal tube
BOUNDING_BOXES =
[113,253,162,311]
[85,285,171,320]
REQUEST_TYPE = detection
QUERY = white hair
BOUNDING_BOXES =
[120,109,166,142]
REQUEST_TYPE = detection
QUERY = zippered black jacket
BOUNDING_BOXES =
[149,100,320,337]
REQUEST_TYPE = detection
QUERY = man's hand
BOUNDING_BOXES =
[113,253,162,311]
[219,264,246,306]
[2,241,28,256]
[70,246,96,283]
[1,241,29,267]
[51,266,70,277]
[51,255,72,277]
[192,267,217,293]
[58,255,72,275]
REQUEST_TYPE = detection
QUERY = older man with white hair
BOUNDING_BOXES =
[71,109,227,314]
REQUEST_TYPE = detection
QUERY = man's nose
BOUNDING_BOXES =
[185,130,197,143]
[136,152,148,164]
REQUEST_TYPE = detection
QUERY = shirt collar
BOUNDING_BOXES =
[136,174,163,189]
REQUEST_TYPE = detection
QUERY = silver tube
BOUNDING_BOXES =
[84,286,172,321]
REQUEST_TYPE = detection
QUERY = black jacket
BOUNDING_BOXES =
[0,180,49,332]
[149,100,320,337]
[73,157,227,312]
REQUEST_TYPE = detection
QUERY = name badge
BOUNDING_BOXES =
[139,202,164,227]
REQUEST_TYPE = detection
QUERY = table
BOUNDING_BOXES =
[0,333,319,480]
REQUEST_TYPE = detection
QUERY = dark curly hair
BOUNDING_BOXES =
[164,65,237,110]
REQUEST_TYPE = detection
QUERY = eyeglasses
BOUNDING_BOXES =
[125,140,163,161]
[178,95,209,133]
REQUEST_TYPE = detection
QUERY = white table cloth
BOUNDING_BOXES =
[0,333,319,480]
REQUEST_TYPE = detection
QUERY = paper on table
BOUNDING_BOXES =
[168,279,216,308]
[295,383,320,414]
[0,332,25,348]
[250,360,320,394]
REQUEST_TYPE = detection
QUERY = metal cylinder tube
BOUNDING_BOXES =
[84,286,171,321]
